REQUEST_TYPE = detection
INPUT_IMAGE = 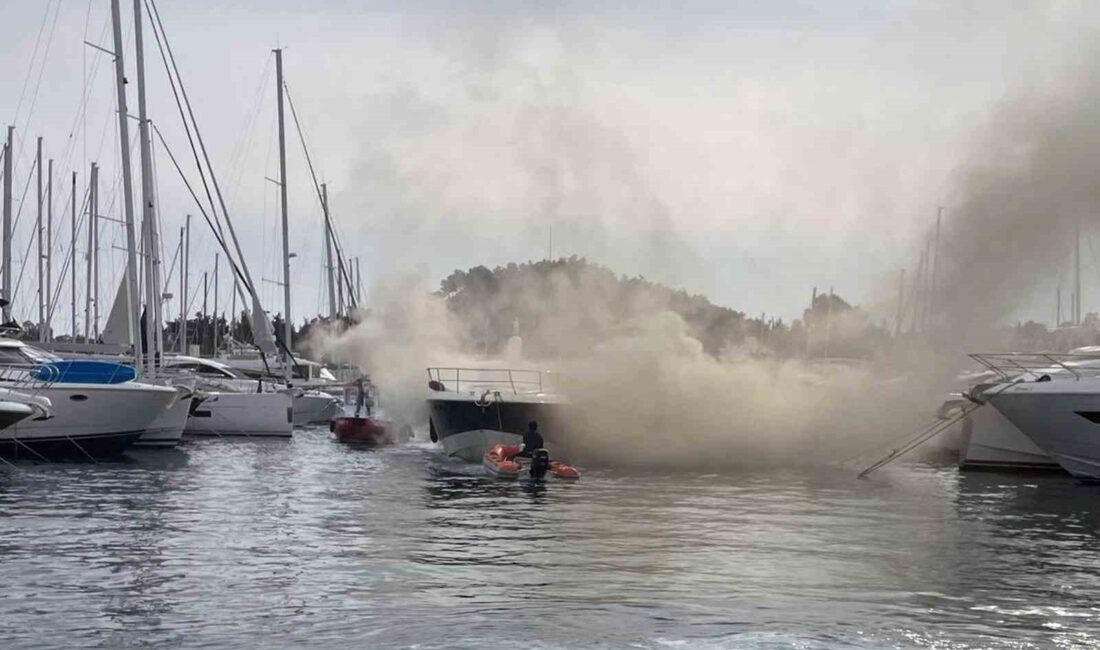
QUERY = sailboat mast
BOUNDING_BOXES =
[336,258,345,317]
[1075,219,1082,325]
[355,257,362,309]
[928,207,942,331]
[322,182,336,320]
[213,252,219,354]
[180,215,190,353]
[134,0,162,372]
[70,171,77,339]
[110,0,144,370]
[46,157,53,341]
[36,137,44,341]
[274,48,292,384]
[3,126,12,322]
[85,162,97,341]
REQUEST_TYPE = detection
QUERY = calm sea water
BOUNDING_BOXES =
[0,430,1097,649]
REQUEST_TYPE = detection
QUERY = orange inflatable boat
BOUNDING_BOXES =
[483,443,580,480]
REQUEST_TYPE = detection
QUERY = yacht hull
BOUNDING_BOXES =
[958,402,1059,470]
[0,401,36,430]
[184,391,293,437]
[293,391,343,426]
[0,430,143,460]
[0,382,178,460]
[428,396,565,462]
[990,386,1100,479]
[134,392,193,448]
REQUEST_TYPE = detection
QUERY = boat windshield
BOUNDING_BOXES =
[19,345,62,364]
[169,360,249,380]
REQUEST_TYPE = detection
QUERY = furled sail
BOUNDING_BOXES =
[250,294,277,356]
[101,269,133,346]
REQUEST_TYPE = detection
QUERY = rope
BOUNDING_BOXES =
[0,452,21,471]
[66,434,98,464]
[11,436,50,463]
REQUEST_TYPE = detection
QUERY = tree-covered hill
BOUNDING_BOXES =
[436,257,886,360]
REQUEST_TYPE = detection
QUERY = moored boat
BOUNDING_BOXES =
[331,378,392,445]
[164,356,339,428]
[0,339,180,460]
[426,367,568,462]
[183,391,293,438]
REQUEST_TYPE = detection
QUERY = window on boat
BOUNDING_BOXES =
[18,346,60,364]
[172,362,233,378]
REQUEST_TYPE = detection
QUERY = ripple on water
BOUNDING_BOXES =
[0,431,1098,648]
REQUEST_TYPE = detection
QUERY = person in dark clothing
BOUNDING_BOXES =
[517,420,544,457]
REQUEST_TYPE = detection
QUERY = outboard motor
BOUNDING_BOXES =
[530,449,550,480]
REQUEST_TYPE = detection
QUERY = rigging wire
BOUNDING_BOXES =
[146,0,300,373]
[10,0,54,128]
[12,0,65,174]
[47,185,92,326]
[282,81,358,309]
[224,57,272,212]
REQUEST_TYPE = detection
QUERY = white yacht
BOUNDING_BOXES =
[162,356,300,436]
[167,355,341,427]
[948,353,1100,471]
[0,339,178,460]
[426,367,568,462]
[985,376,1100,479]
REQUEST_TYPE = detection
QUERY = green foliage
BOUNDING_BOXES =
[438,257,764,358]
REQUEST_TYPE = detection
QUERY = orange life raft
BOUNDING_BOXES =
[482,443,580,480]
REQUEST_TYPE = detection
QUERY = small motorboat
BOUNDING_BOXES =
[483,443,580,480]
[331,378,393,446]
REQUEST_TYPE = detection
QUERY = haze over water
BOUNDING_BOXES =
[0,432,1096,649]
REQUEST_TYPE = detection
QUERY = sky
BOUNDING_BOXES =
[0,0,1097,332]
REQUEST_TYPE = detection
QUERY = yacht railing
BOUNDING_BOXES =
[968,352,1100,382]
[427,367,554,395]
[0,363,59,391]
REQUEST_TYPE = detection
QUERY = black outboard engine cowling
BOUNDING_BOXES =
[530,449,550,480]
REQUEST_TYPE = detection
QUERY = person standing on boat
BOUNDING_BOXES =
[517,420,544,457]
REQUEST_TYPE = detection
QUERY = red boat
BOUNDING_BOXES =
[331,378,394,446]
[483,443,580,480]
[331,415,393,445]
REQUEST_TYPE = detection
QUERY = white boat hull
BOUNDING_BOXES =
[184,391,293,437]
[0,401,37,430]
[134,392,193,448]
[292,391,342,426]
[990,383,1100,479]
[958,402,1058,470]
[0,382,178,459]
[440,428,523,462]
